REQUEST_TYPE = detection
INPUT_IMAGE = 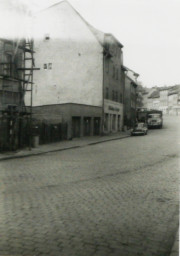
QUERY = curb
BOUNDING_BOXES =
[169,228,179,256]
[0,134,130,161]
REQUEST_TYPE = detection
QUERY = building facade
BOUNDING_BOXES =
[103,34,124,133]
[28,1,125,140]
[0,38,33,150]
[124,73,137,128]
[0,39,24,110]
[143,85,180,115]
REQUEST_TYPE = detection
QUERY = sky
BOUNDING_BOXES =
[0,0,180,88]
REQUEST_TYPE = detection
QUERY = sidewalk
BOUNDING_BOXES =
[170,228,179,256]
[0,131,131,161]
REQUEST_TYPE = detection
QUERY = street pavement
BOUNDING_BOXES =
[0,115,179,256]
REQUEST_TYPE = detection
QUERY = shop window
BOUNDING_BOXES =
[112,114,116,130]
[104,113,108,131]
[118,115,121,131]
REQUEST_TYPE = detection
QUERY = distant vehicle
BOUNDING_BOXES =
[131,122,148,136]
[136,108,163,129]
[147,110,163,129]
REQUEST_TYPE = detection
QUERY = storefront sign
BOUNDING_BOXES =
[108,106,120,112]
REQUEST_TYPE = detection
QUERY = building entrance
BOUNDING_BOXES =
[83,117,91,136]
[94,117,100,135]
[72,116,80,138]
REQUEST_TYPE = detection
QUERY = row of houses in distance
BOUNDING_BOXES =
[0,0,139,150]
[140,85,180,115]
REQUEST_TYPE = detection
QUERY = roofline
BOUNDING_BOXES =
[105,33,124,48]
[125,74,138,88]
[148,96,160,99]
[40,1,124,50]
[40,0,105,48]
[122,65,139,77]
[41,0,66,12]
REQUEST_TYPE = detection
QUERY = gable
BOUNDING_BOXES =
[33,1,103,48]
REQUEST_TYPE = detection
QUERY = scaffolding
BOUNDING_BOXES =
[0,38,39,151]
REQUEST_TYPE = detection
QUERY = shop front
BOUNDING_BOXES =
[103,99,123,134]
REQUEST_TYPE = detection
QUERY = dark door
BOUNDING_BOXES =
[94,117,100,135]
[118,115,121,131]
[72,117,80,138]
[84,117,91,136]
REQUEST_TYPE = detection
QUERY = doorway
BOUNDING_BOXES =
[94,117,100,135]
[72,116,80,138]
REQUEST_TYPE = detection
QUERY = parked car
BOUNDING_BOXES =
[131,122,148,136]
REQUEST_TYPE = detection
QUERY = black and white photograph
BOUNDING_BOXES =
[0,0,179,255]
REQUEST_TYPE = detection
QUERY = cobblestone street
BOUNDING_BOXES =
[0,116,179,256]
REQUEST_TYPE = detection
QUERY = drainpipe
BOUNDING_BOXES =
[101,50,105,136]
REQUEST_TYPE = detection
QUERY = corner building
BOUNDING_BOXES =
[28,1,125,139]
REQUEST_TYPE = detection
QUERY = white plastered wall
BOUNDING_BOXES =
[25,1,103,107]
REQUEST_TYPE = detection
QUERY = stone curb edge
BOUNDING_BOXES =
[169,228,179,256]
[0,135,130,161]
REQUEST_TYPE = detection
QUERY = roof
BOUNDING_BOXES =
[122,65,139,77]
[125,74,139,88]
[159,86,170,91]
[148,90,160,99]
[168,85,180,96]
[42,1,124,49]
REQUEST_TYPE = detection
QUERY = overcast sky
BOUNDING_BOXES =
[0,0,180,87]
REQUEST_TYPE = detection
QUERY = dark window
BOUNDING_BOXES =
[105,88,109,99]
[45,34,50,40]
[120,93,123,103]
[44,64,47,69]
[105,62,109,73]
[112,66,115,78]
[116,91,118,102]
[112,90,114,100]
[3,54,12,76]
[115,69,118,80]
[48,63,52,69]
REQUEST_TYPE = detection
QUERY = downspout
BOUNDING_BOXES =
[135,85,137,124]
[101,49,105,136]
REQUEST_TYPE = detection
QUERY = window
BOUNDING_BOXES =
[44,34,50,40]
[105,62,109,73]
[112,114,116,130]
[116,91,118,102]
[112,66,115,78]
[48,63,52,69]
[120,93,123,103]
[105,88,109,99]
[112,90,115,100]
[44,63,52,69]
[115,69,118,80]
[104,113,109,131]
